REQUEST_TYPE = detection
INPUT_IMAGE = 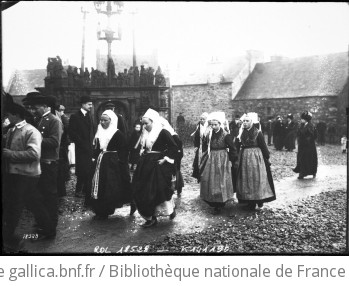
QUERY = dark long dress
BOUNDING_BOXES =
[284,120,297,151]
[236,126,276,204]
[128,130,142,165]
[192,123,207,181]
[293,122,318,177]
[172,134,184,194]
[90,130,132,216]
[273,121,285,150]
[132,129,178,218]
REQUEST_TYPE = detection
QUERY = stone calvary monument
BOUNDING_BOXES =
[37,57,170,133]
[36,1,171,133]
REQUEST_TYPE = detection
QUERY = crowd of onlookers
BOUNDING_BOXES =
[2,88,347,253]
[227,114,347,152]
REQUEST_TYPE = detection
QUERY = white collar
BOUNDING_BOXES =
[81,108,88,116]
[15,120,27,129]
[42,110,51,117]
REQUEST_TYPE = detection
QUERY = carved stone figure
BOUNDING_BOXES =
[140,65,147,86]
[91,67,97,87]
[134,66,140,86]
[107,58,116,84]
[123,69,129,86]
[67,65,74,86]
[128,66,134,86]
[53,56,64,78]
[73,67,81,86]
[61,67,68,79]
[46,58,54,78]
[84,68,90,85]
[116,72,123,86]
[155,66,166,86]
[101,72,107,87]
[147,67,155,86]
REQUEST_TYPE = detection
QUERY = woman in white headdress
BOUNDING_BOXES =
[132,108,178,227]
[90,110,133,219]
[236,112,276,210]
[191,112,209,182]
[199,111,238,214]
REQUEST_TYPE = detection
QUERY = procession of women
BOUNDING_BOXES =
[84,105,285,227]
[3,89,319,254]
[73,102,323,229]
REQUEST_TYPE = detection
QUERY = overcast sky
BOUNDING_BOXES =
[2,1,349,87]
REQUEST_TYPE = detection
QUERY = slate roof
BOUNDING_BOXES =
[234,52,348,100]
[6,69,46,96]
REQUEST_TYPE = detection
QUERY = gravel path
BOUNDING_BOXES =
[12,144,347,254]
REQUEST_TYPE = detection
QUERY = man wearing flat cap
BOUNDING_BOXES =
[69,95,95,202]
[104,101,129,138]
[25,92,63,239]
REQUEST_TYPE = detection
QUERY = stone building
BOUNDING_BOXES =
[170,50,264,124]
[171,52,348,140]
[233,52,348,137]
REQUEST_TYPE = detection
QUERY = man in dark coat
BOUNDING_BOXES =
[176,112,185,128]
[265,116,274,146]
[293,111,318,179]
[316,121,327,145]
[229,115,241,139]
[327,124,336,144]
[284,113,297,151]
[69,96,95,203]
[26,93,63,239]
[273,116,285,150]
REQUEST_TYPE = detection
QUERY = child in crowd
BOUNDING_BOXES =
[128,123,142,170]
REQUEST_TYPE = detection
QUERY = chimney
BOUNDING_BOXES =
[270,55,289,62]
[246,50,264,73]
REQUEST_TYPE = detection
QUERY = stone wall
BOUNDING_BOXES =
[171,82,346,140]
[231,96,340,123]
[171,82,234,125]
[232,96,346,141]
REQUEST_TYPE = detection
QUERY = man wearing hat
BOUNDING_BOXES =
[21,92,38,125]
[264,116,274,146]
[2,103,54,250]
[104,101,129,138]
[24,92,63,239]
[284,113,297,151]
[229,114,242,140]
[273,115,285,150]
[69,95,95,202]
